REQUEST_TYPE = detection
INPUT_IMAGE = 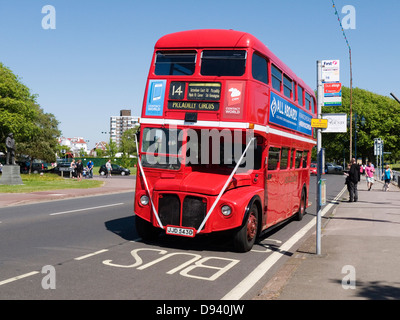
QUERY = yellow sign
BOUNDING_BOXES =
[311,119,328,128]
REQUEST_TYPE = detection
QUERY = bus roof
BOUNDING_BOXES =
[154,29,313,94]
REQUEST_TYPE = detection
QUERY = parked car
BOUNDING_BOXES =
[49,162,73,176]
[325,162,343,174]
[99,164,130,176]
[17,161,48,174]
[310,163,317,175]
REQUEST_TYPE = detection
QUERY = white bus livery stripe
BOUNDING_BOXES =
[139,118,317,145]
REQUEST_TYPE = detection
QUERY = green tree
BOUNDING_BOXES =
[0,63,60,166]
[105,139,118,159]
[119,127,139,168]
[322,87,400,164]
[0,63,38,148]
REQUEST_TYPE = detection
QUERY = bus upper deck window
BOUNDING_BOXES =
[154,51,196,76]
[201,50,246,76]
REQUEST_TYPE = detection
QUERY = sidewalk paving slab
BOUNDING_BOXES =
[254,179,400,300]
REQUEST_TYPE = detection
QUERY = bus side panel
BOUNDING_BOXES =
[248,81,269,126]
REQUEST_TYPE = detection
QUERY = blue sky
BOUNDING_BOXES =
[1,0,399,149]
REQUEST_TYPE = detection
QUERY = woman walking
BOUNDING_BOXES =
[382,165,392,191]
[365,162,375,191]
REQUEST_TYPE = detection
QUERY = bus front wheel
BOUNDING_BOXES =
[233,203,259,252]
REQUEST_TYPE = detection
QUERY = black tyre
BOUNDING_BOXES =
[233,203,259,252]
[295,190,306,221]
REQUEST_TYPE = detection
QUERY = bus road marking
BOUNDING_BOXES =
[49,203,124,216]
[74,249,109,261]
[0,271,40,286]
[222,186,347,300]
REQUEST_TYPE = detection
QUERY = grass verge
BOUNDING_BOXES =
[0,173,104,193]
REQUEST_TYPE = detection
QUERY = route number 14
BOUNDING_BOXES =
[169,82,185,100]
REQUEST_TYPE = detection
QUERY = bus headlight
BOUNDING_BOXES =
[140,195,149,206]
[221,205,232,216]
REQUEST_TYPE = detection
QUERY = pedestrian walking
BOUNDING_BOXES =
[76,159,84,181]
[365,162,375,191]
[70,159,77,179]
[106,160,112,178]
[360,163,366,175]
[344,163,352,195]
[382,165,392,191]
[348,158,360,202]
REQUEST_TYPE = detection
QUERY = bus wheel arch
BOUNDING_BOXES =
[233,196,262,252]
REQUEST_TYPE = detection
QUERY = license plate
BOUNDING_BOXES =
[166,226,195,238]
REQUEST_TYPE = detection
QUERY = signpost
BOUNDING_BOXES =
[323,82,342,106]
[374,138,384,177]
[321,60,340,82]
[316,61,324,255]
[315,59,341,255]
[322,113,347,133]
[311,118,328,129]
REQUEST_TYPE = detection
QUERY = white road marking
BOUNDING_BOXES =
[0,271,40,286]
[222,186,347,300]
[74,249,109,261]
[49,203,124,216]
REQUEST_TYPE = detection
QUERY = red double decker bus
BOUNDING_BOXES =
[134,29,316,252]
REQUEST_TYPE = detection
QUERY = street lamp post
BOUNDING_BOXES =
[354,114,365,161]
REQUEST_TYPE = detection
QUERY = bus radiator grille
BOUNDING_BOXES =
[158,194,180,226]
[182,196,206,230]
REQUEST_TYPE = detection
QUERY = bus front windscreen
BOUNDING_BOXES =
[141,127,182,170]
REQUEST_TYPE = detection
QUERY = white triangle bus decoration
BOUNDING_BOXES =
[134,133,164,229]
[196,137,256,234]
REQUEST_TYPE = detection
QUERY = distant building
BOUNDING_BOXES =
[89,141,108,156]
[94,141,108,151]
[110,109,139,148]
[58,137,88,156]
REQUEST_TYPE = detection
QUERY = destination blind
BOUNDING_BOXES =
[168,82,221,111]
[168,101,220,111]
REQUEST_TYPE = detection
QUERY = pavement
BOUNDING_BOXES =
[254,178,400,300]
[0,175,135,207]
[1,173,400,300]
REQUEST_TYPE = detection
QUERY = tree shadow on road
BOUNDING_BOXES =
[331,279,400,299]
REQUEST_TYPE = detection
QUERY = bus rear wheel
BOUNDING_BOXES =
[295,190,306,221]
[233,203,259,252]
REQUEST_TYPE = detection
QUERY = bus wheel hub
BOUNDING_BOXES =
[247,213,257,241]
